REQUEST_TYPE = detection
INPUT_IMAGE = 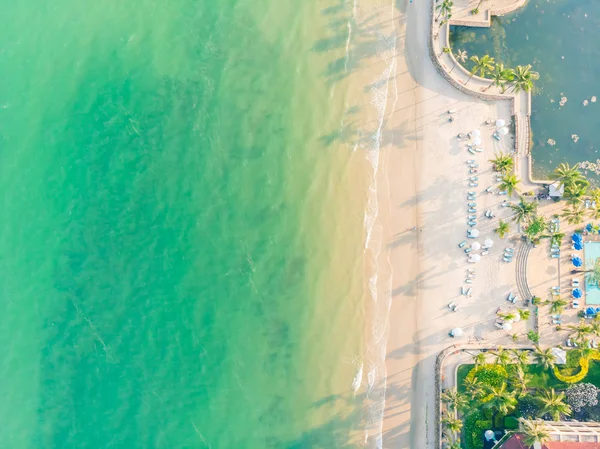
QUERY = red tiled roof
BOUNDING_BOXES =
[500,434,600,449]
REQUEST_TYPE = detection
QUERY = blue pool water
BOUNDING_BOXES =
[584,242,600,304]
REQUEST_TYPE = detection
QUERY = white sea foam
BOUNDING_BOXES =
[352,362,364,392]
[355,0,399,446]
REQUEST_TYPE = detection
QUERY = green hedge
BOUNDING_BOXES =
[554,350,600,384]
[466,364,508,389]
[464,411,492,449]
[504,415,519,430]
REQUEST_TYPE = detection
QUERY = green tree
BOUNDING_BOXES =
[440,46,452,57]
[518,309,531,321]
[562,204,585,225]
[564,181,589,205]
[519,418,551,447]
[442,416,463,439]
[436,0,453,21]
[495,219,510,239]
[568,319,593,343]
[489,152,514,174]
[552,162,583,189]
[534,346,556,370]
[549,231,565,247]
[512,349,530,366]
[441,387,469,412]
[510,197,537,224]
[473,352,487,367]
[525,215,547,243]
[510,364,532,398]
[463,376,486,399]
[538,388,572,420]
[484,384,518,418]
[499,173,520,197]
[468,54,495,83]
[549,298,568,315]
[510,64,540,93]
[492,347,511,366]
[487,63,515,93]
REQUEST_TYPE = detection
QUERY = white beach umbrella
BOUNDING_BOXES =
[469,254,482,263]
[451,327,464,337]
[503,322,513,330]
[499,126,509,136]
[471,242,481,250]
[469,229,480,238]
[496,119,506,127]
[471,129,481,137]
[473,137,482,146]
[512,313,521,322]
[484,430,495,441]
[484,238,494,248]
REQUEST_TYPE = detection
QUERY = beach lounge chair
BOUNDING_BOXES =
[469,182,479,187]
[552,319,562,325]
[466,288,472,296]
[567,339,572,347]
[552,254,560,258]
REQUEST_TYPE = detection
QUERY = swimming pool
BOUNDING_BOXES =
[584,242,600,305]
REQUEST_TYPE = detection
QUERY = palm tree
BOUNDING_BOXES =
[468,54,495,83]
[538,388,571,420]
[552,162,583,189]
[440,46,452,57]
[549,298,568,315]
[500,173,520,197]
[463,376,486,399]
[441,387,469,412]
[589,187,600,205]
[473,352,487,367]
[589,205,600,220]
[445,441,461,449]
[489,152,514,174]
[487,63,515,93]
[534,346,556,370]
[510,364,532,398]
[442,416,463,438]
[564,181,589,205]
[452,49,468,74]
[562,204,585,225]
[518,309,531,321]
[484,384,517,418]
[436,0,453,21]
[510,64,540,93]
[568,319,593,342]
[492,347,511,366]
[574,258,600,288]
[549,231,565,247]
[519,418,551,447]
[510,197,537,224]
[495,219,510,239]
[525,215,547,243]
[511,349,530,366]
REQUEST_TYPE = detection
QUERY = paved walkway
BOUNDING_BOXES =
[432,0,539,189]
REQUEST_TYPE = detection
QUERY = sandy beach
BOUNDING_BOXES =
[363,0,532,447]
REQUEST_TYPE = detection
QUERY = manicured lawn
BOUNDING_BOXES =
[456,361,600,392]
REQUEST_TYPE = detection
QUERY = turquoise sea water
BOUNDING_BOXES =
[450,0,600,178]
[0,1,369,447]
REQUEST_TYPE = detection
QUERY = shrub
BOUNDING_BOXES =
[504,415,519,429]
[553,350,600,383]
[566,383,599,412]
[516,396,541,419]
[464,411,492,449]
[466,364,508,389]
[527,330,540,344]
